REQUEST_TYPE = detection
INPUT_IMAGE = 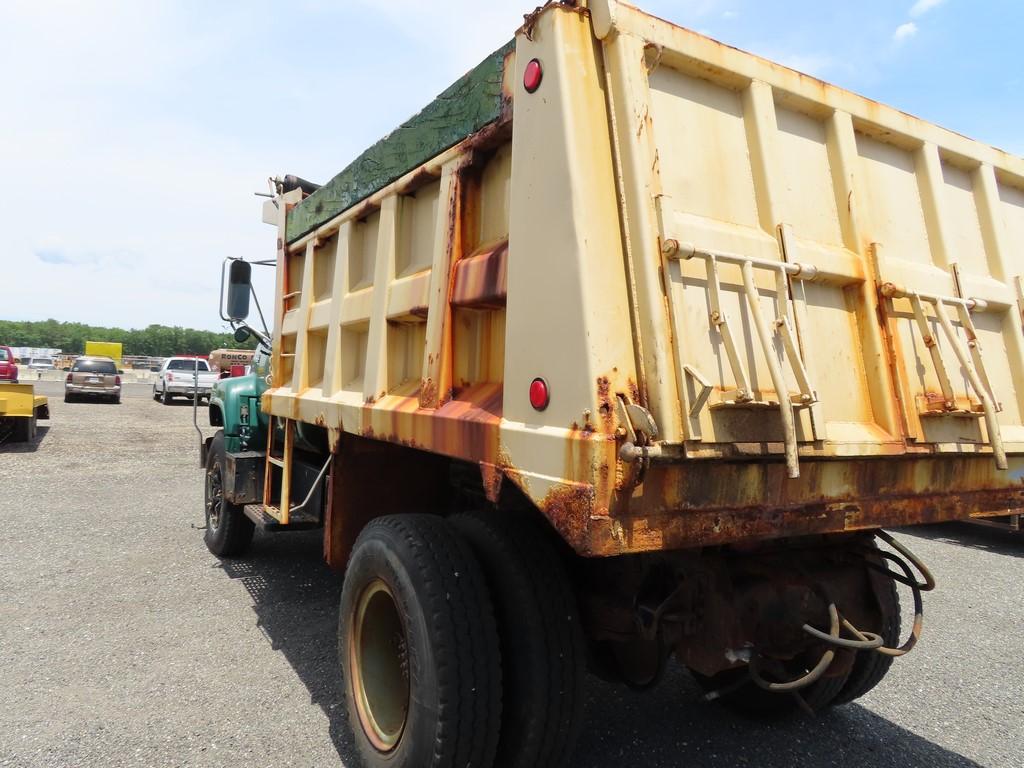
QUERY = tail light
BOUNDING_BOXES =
[115,375,121,386]
[65,373,72,383]
[524,58,543,93]
[167,373,174,382]
[529,377,550,411]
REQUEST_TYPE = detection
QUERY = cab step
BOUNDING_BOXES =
[242,504,321,531]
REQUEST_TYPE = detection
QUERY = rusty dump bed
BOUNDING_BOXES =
[263,0,1024,557]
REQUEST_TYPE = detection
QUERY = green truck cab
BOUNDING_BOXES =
[208,346,270,454]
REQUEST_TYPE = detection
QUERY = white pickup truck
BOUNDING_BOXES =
[153,357,219,405]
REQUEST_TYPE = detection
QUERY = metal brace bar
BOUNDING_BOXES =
[683,365,714,417]
[881,282,988,312]
[777,224,823,440]
[280,419,294,524]
[289,454,334,516]
[908,294,957,408]
[953,302,999,411]
[931,301,1008,470]
[672,241,819,280]
[777,317,815,403]
[771,255,815,402]
[741,260,800,478]
[263,414,276,509]
[707,255,752,402]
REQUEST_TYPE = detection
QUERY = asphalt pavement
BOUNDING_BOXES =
[1,381,1021,767]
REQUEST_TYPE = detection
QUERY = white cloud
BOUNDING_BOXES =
[910,0,945,17]
[893,22,919,43]
[722,10,739,20]
[348,1,523,71]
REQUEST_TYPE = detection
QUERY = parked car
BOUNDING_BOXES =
[0,346,18,383]
[153,357,219,405]
[65,356,121,403]
[27,357,55,370]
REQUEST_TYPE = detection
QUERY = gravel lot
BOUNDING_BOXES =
[2,381,1022,767]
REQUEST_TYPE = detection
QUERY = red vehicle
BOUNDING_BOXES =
[0,346,18,383]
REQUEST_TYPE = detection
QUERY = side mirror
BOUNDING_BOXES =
[233,326,251,344]
[226,260,252,320]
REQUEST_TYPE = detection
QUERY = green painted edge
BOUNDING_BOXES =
[286,39,515,244]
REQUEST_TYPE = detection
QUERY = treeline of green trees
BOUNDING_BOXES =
[0,319,256,357]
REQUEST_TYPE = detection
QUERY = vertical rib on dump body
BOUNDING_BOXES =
[263,0,1024,559]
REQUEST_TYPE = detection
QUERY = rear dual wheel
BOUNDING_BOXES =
[340,515,502,768]
[832,544,901,705]
[340,511,586,768]
[452,511,586,768]
[692,542,902,717]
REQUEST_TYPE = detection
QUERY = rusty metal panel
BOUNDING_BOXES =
[593,0,1024,478]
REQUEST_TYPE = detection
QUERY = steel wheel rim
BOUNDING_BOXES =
[205,462,223,531]
[349,579,409,753]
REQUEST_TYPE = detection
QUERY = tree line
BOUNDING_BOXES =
[0,319,257,357]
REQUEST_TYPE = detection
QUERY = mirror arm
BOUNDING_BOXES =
[232,320,271,350]
[250,283,270,339]
[218,258,232,322]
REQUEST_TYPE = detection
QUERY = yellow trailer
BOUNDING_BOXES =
[201,3,1024,765]
[0,383,49,443]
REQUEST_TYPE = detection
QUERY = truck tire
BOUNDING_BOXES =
[12,415,36,443]
[161,387,172,405]
[452,511,586,768]
[339,515,502,768]
[203,430,255,557]
[831,550,901,705]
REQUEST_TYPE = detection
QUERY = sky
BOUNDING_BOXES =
[2,0,1021,332]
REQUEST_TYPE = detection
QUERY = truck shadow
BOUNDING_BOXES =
[0,424,51,453]
[216,530,356,763]
[575,665,981,768]
[217,531,981,768]
[894,522,1024,561]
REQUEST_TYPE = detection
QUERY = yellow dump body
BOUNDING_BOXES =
[84,341,123,369]
[263,1,1024,557]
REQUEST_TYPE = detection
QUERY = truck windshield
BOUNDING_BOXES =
[167,359,210,371]
[72,360,117,374]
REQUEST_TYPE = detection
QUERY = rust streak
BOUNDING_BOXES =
[596,375,614,434]
[450,239,509,309]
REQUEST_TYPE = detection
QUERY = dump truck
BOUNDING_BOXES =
[200,2,1024,766]
[0,383,49,444]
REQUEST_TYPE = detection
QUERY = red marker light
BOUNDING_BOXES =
[524,59,543,93]
[529,378,550,411]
